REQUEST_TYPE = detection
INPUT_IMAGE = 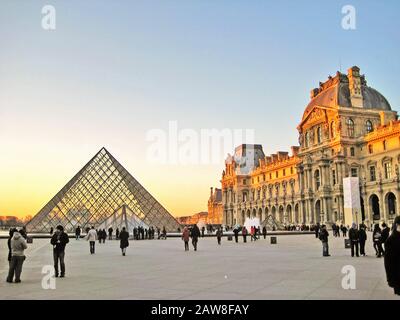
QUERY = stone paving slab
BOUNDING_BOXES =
[0,234,399,300]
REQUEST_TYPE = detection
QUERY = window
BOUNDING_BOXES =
[317,126,322,144]
[351,168,358,177]
[366,120,373,133]
[269,173,272,179]
[305,132,309,148]
[243,179,247,185]
[283,169,286,176]
[263,174,265,181]
[314,170,320,190]
[275,171,278,178]
[383,140,387,151]
[350,147,355,157]
[369,166,376,181]
[290,167,294,174]
[368,144,373,154]
[243,192,247,202]
[347,118,355,137]
[332,169,336,185]
[384,162,392,179]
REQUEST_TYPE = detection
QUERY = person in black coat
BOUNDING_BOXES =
[348,223,360,257]
[119,227,129,256]
[75,226,81,240]
[190,224,201,251]
[262,226,267,239]
[108,227,113,240]
[319,225,330,257]
[314,223,320,239]
[381,223,390,252]
[358,224,367,256]
[233,227,239,243]
[50,225,69,277]
[384,216,400,295]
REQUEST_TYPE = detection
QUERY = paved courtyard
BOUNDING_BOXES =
[0,233,398,300]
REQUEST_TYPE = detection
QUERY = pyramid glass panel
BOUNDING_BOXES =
[26,148,181,233]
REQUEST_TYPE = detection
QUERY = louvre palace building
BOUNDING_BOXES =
[221,66,400,227]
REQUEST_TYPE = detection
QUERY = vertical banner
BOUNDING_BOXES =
[343,177,361,225]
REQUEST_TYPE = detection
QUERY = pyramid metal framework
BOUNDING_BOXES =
[97,204,150,235]
[26,148,181,233]
[261,215,285,231]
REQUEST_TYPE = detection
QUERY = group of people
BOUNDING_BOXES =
[316,217,400,296]
[181,224,200,251]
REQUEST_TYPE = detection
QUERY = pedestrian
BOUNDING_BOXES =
[86,226,97,254]
[381,223,390,252]
[216,228,222,245]
[116,227,120,240]
[373,223,384,257]
[358,224,367,257]
[75,226,81,240]
[50,227,54,235]
[6,228,27,283]
[108,227,113,240]
[233,227,239,243]
[182,226,190,251]
[349,223,360,257]
[201,226,205,238]
[319,224,330,256]
[50,225,69,278]
[262,226,267,239]
[7,228,17,265]
[119,227,129,256]
[191,224,200,251]
[102,229,107,243]
[384,216,400,295]
[242,226,248,243]
[359,224,367,256]
[341,225,348,237]
[250,226,254,241]
[162,226,167,240]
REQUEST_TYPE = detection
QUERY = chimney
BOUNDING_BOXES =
[379,111,386,126]
[347,66,363,108]
[210,187,213,197]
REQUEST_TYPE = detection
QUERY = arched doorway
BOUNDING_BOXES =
[286,204,292,223]
[315,200,321,223]
[246,209,251,219]
[369,194,380,220]
[278,206,284,222]
[294,204,299,223]
[386,192,397,217]
[252,208,256,218]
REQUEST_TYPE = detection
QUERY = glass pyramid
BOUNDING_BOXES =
[26,148,181,233]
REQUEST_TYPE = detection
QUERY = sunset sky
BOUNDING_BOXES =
[1,0,400,218]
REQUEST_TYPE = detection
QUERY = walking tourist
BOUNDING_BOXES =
[50,225,69,278]
[6,228,28,283]
[50,227,54,235]
[216,227,222,245]
[102,229,107,243]
[191,224,200,251]
[349,223,360,257]
[381,222,390,252]
[359,224,367,256]
[319,224,330,257]
[384,216,400,295]
[75,226,81,240]
[341,225,348,237]
[86,226,97,254]
[314,223,320,238]
[182,226,190,251]
[7,228,17,265]
[373,223,384,257]
[201,226,205,238]
[116,227,120,240]
[262,226,267,239]
[233,227,239,243]
[119,227,129,256]
[242,226,248,243]
[108,227,113,240]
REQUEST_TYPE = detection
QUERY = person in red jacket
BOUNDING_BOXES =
[242,226,248,243]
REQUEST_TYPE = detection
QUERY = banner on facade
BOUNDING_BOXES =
[343,177,361,225]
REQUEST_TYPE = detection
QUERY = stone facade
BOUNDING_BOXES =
[221,66,400,227]
[207,187,223,225]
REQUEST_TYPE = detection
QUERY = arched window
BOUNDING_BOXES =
[317,126,322,144]
[331,121,336,138]
[347,118,355,137]
[365,120,373,134]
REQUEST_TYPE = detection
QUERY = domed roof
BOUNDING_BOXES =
[302,67,391,120]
